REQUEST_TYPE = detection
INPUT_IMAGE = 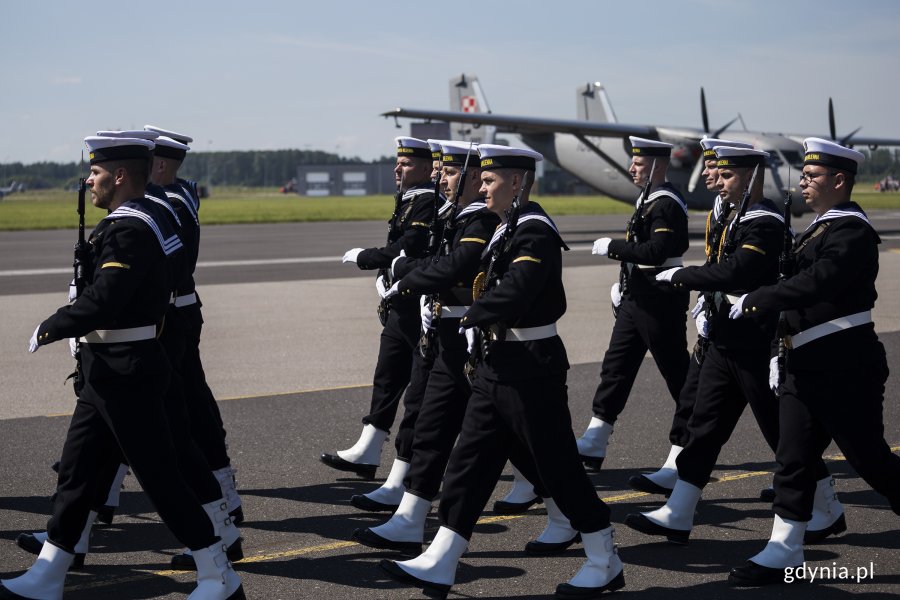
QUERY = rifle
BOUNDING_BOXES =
[67,175,89,393]
[435,143,474,259]
[618,159,656,306]
[722,164,759,255]
[464,170,530,381]
[774,171,794,394]
[377,171,405,326]
[420,143,474,358]
[693,198,734,365]
[426,155,446,258]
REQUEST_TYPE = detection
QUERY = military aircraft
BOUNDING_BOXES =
[383,74,900,214]
[0,181,24,199]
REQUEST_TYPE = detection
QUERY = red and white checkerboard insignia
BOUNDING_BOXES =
[461,96,478,113]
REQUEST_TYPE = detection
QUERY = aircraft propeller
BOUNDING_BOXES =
[689,89,749,192]
[828,97,862,147]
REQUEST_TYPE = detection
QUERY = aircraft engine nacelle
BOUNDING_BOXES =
[668,143,697,170]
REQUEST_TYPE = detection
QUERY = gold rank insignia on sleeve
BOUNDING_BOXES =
[472,271,486,301]
[460,238,487,244]
[654,228,674,233]
[101,262,131,269]
[512,256,541,264]
[741,244,766,255]
[410,221,429,228]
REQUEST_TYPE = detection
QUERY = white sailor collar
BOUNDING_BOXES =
[805,202,872,233]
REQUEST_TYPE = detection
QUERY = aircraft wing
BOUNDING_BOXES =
[382,107,664,138]
[785,133,900,149]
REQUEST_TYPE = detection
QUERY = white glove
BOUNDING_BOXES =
[728,294,748,319]
[656,267,682,283]
[695,311,709,338]
[68,279,77,302]
[342,248,363,264]
[375,275,387,297]
[592,237,611,256]
[459,326,478,354]
[382,281,399,300]
[69,337,78,358]
[690,295,706,319]
[28,325,40,353]
[420,296,433,333]
[610,282,622,308]
[769,356,779,393]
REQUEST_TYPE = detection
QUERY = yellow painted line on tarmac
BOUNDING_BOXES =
[44,383,373,418]
[601,490,660,503]
[62,443,900,592]
[238,540,358,563]
[717,471,771,483]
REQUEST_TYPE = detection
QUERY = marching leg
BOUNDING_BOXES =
[350,458,409,512]
[729,515,806,586]
[493,463,541,514]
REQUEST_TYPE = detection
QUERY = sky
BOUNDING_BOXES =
[2,0,899,164]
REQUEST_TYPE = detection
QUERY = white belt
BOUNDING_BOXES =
[171,292,198,307]
[438,305,469,318]
[636,256,684,270]
[725,294,742,305]
[79,325,156,344]
[506,323,558,342]
[785,311,872,350]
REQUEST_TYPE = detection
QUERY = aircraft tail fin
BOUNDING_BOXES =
[448,74,496,144]
[577,82,618,124]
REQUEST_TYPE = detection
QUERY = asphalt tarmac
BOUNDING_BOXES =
[1,211,900,598]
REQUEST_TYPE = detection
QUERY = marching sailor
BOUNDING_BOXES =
[727,138,900,585]
[624,145,843,548]
[380,144,624,599]
[322,137,435,479]
[576,136,690,470]
[353,140,501,551]
[3,135,243,600]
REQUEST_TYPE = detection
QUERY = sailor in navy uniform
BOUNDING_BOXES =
[623,146,842,546]
[145,124,245,525]
[321,137,435,479]
[352,141,502,551]
[380,145,624,599]
[576,136,690,470]
[15,130,242,572]
[727,138,900,586]
[351,139,454,512]
[629,138,753,497]
[3,136,244,600]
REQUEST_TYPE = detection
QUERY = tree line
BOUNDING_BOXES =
[1,148,899,191]
[0,149,393,190]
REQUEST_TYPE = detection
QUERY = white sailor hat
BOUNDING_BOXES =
[84,136,154,165]
[395,136,432,159]
[426,139,445,161]
[700,137,752,159]
[629,136,673,157]
[153,136,191,161]
[803,137,864,174]
[713,146,770,169]
[440,141,478,167]
[97,129,159,141]
[477,144,542,171]
[144,125,193,146]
